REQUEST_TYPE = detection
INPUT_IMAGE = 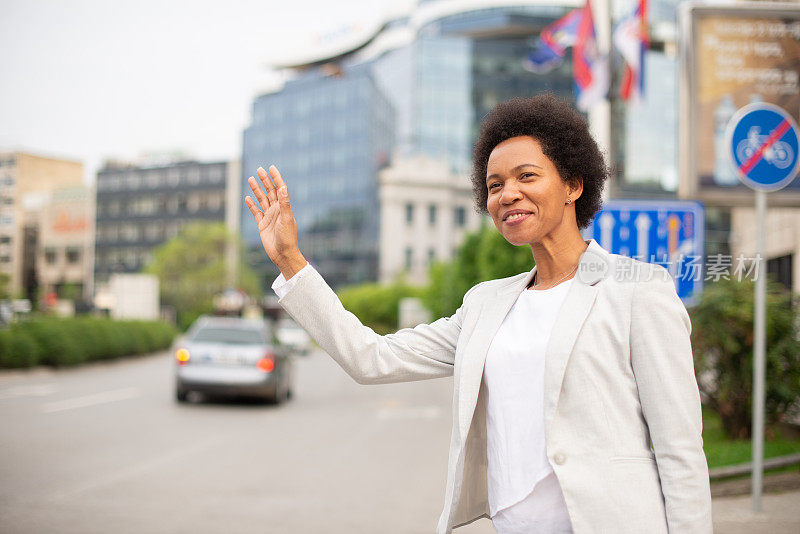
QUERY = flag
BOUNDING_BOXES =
[523,8,583,74]
[573,0,608,112]
[613,0,649,102]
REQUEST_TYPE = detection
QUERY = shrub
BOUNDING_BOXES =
[691,277,800,439]
[0,328,38,368]
[338,280,426,335]
[0,317,177,369]
[14,320,83,367]
[423,224,533,318]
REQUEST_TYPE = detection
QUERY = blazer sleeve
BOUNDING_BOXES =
[630,267,713,533]
[276,264,481,385]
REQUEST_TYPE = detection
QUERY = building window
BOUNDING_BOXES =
[209,165,224,183]
[0,235,10,244]
[121,224,139,242]
[187,193,200,213]
[767,254,793,292]
[428,248,435,265]
[428,204,437,225]
[123,249,138,268]
[188,167,200,185]
[167,168,180,187]
[66,247,81,264]
[405,247,413,270]
[207,192,223,211]
[405,203,414,225]
[454,206,466,227]
[45,247,58,264]
[146,171,161,188]
[107,175,122,190]
[127,172,141,189]
[167,197,179,213]
[0,256,10,263]
[107,201,121,216]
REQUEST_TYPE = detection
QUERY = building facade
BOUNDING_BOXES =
[242,67,395,288]
[0,151,86,302]
[378,155,484,284]
[730,207,799,293]
[37,187,94,306]
[242,0,579,289]
[94,159,237,284]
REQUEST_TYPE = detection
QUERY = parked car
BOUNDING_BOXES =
[275,317,312,355]
[174,316,292,404]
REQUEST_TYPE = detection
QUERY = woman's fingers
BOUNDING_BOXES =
[247,175,270,210]
[244,195,262,222]
[257,166,278,206]
[267,165,286,194]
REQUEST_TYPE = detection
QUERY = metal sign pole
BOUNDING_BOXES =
[752,188,766,512]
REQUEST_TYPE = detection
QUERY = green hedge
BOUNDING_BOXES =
[337,281,426,335]
[0,317,177,369]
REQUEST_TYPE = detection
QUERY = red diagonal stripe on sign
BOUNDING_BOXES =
[740,119,791,175]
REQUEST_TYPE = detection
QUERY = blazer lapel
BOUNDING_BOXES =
[456,265,536,438]
[543,239,609,436]
[456,239,610,441]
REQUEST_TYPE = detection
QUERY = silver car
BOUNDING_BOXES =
[174,316,293,404]
[275,317,312,355]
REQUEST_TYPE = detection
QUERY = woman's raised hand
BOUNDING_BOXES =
[244,165,307,279]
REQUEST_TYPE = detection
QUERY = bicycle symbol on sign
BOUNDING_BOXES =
[736,126,794,169]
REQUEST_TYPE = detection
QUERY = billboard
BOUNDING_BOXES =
[679,2,800,205]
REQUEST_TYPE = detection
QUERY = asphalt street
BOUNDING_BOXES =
[0,349,797,533]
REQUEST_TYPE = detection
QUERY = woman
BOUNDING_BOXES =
[244,94,712,534]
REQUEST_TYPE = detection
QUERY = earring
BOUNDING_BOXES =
[566,197,572,205]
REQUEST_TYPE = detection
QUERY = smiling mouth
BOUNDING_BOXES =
[504,212,532,224]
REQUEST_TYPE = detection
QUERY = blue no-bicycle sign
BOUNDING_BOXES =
[725,103,800,192]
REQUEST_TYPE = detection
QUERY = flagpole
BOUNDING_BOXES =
[589,0,614,202]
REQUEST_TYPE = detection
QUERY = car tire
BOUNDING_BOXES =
[175,389,189,403]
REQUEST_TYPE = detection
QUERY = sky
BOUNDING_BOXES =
[0,0,398,184]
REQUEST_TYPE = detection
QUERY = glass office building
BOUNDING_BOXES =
[242,1,577,288]
[95,160,229,283]
[242,66,395,288]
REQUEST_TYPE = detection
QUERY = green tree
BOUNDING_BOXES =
[0,273,10,300]
[423,223,533,318]
[691,277,800,439]
[145,222,259,330]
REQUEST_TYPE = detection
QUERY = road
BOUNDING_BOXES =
[1,349,798,533]
[0,349,493,534]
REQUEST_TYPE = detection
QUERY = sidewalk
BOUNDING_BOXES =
[712,472,800,534]
[713,489,800,533]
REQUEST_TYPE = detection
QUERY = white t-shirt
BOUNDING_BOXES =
[483,278,574,532]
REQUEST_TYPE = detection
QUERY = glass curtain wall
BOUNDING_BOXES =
[242,67,395,289]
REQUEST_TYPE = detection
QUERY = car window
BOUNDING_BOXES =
[191,327,265,345]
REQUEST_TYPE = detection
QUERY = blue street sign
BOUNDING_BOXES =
[725,103,800,192]
[586,200,705,305]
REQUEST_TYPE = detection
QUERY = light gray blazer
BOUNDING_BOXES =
[276,239,713,533]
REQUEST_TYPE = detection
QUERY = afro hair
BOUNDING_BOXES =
[471,93,608,230]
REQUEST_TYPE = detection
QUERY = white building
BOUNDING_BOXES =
[379,155,485,285]
[730,207,800,293]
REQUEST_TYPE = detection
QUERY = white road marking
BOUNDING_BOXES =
[41,386,141,413]
[50,436,227,501]
[0,383,58,400]
[376,406,442,420]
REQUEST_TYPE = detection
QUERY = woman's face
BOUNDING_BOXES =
[485,136,579,246]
